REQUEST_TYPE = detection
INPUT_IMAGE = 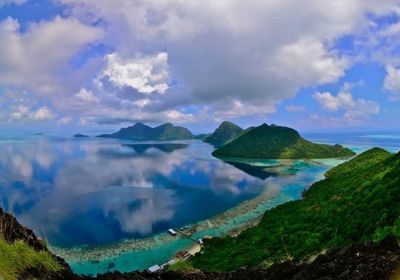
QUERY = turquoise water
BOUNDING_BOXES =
[0,132,399,275]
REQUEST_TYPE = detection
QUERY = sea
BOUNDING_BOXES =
[0,131,398,276]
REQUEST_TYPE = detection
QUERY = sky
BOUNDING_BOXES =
[0,0,400,134]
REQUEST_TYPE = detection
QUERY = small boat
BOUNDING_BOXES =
[168,228,177,236]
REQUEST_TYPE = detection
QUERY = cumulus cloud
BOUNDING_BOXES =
[32,106,55,121]
[97,52,169,94]
[58,116,72,125]
[313,86,379,125]
[55,0,398,126]
[383,64,400,100]
[0,16,103,112]
[1,0,399,127]
[273,37,348,85]
[75,88,99,103]
[10,105,55,122]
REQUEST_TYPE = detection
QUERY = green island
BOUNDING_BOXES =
[97,122,193,141]
[191,147,400,271]
[212,123,355,159]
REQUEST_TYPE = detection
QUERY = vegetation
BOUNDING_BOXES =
[97,122,193,140]
[166,260,195,273]
[0,239,61,280]
[212,123,355,159]
[191,148,400,271]
[204,121,244,147]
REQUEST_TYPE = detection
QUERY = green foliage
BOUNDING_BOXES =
[204,121,244,147]
[166,260,195,273]
[98,122,193,140]
[191,148,400,271]
[0,239,61,280]
[212,123,355,159]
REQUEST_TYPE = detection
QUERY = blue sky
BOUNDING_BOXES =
[0,0,400,134]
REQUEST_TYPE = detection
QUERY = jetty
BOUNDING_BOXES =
[174,228,203,245]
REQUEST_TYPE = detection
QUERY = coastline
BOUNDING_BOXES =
[50,158,340,275]
[50,184,281,262]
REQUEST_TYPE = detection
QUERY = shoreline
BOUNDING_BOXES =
[50,184,281,263]
[50,158,339,274]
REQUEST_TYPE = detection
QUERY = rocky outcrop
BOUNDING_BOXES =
[0,208,46,251]
[1,208,400,279]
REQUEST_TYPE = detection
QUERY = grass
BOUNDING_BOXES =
[0,239,61,280]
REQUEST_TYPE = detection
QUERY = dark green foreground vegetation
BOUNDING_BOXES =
[0,239,61,280]
[192,147,400,271]
[213,123,355,159]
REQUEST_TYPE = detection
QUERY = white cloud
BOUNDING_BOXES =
[0,16,103,99]
[0,0,399,127]
[313,91,355,111]
[383,64,400,100]
[273,37,348,85]
[32,106,55,121]
[58,116,72,125]
[10,105,55,122]
[57,0,397,125]
[75,88,99,103]
[313,87,379,124]
[97,52,169,94]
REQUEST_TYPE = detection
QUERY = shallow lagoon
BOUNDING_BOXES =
[0,132,399,275]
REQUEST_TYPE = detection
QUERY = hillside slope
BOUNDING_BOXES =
[204,121,244,147]
[212,124,355,159]
[192,148,400,271]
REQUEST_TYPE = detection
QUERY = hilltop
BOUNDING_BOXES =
[97,123,193,141]
[212,123,355,159]
[203,121,244,147]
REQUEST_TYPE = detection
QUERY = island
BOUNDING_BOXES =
[73,133,89,138]
[203,121,244,147]
[212,123,355,159]
[97,122,193,141]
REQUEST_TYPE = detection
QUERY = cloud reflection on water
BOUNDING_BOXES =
[0,138,282,247]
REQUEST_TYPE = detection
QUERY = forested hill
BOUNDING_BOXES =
[192,147,400,271]
[203,121,244,147]
[97,123,193,141]
[212,123,355,159]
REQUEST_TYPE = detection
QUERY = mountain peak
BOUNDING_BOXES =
[203,121,244,147]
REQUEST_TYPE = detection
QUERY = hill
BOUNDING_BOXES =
[191,148,400,271]
[97,123,193,141]
[203,121,244,147]
[73,133,89,138]
[212,123,355,159]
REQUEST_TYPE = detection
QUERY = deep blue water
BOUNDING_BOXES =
[0,137,273,248]
[0,131,399,253]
